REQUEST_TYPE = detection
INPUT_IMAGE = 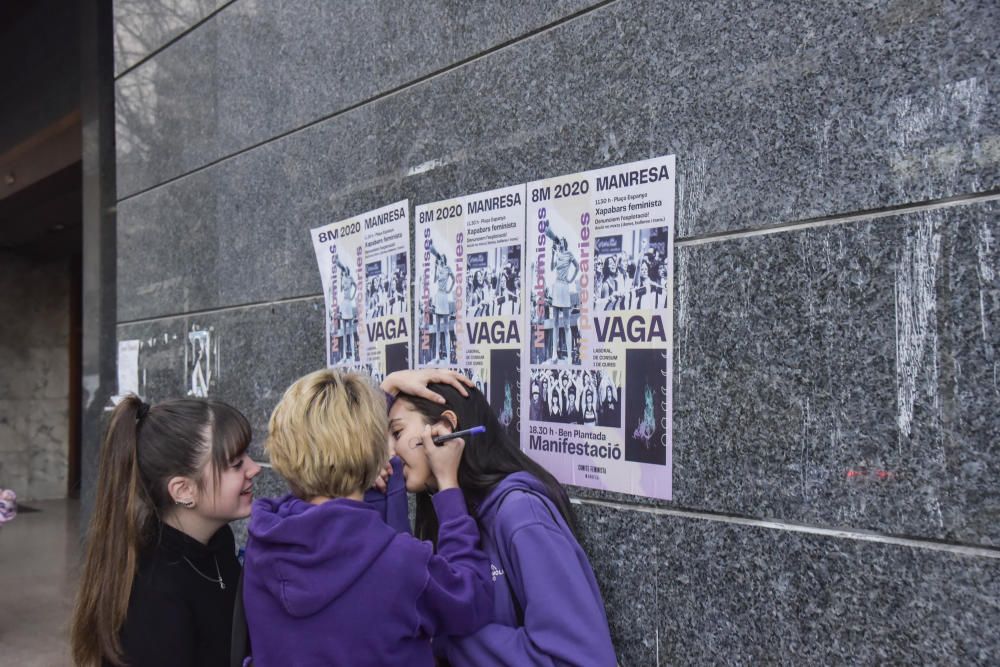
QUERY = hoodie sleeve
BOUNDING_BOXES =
[362,457,411,534]
[414,488,493,637]
[443,503,617,667]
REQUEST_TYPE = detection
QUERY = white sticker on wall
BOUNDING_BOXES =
[113,339,140,405]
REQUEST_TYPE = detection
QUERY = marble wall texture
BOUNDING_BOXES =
[111,1,1000,663]
[0,253,70,500]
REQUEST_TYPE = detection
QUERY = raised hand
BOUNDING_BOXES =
[422,424,463,491]
[381,369,474,403]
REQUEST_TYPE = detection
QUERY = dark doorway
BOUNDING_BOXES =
[0,158,84,499]
[0,1,84,501]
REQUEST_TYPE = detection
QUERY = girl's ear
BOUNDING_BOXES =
[167,475,198,506]
[438,410,459,431]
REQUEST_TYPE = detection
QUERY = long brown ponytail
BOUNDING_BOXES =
[70,395,250,666]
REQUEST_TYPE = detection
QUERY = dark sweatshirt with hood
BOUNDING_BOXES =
[243,487,492,666]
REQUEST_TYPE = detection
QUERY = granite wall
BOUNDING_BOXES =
[111,1,1000,663]
[0,252,70,500]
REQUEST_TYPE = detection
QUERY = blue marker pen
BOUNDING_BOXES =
[432,425,486,446]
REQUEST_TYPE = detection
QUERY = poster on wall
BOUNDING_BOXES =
[111,339,140,404]
[311,200,411,382]
[522,155,675,499]
[414,185,525,443]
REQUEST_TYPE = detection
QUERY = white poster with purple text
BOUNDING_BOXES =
[522,156,674,499]
[414,185,525,445]
[311,200,411,383]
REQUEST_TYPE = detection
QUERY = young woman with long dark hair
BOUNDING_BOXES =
[70,395,261,667]
[387,384,617,666]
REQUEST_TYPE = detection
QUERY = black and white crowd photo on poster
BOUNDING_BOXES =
[528,368,621,427]
[465,245,521,318]
[529,223,583,365]
[593,225,670,311]
[365,252,408,319]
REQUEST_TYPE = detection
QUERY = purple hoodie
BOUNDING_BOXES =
[243,487,492,667]
[362,455,410,534]
[437,472,617,666]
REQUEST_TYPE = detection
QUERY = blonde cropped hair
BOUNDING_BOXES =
[267,369,388,499]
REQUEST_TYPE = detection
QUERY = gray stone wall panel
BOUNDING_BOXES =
[665,0,1000,237]
[116,0,999,219]
[116,297,324,460]
[574,502,659,667]
[115,0,601,196]
[651,509,1000,664]
[117,167,218,321]
[114,0,228,75]
[116,0,999,320]
[672,201,1000,546]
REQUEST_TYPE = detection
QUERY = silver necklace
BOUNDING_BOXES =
[182,554,225,590]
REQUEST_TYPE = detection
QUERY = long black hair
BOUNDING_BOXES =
[396,384,577,544]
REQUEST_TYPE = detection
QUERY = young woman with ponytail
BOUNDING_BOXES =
[70,395,261,667]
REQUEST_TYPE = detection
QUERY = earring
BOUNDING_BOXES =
[175,499,195,509]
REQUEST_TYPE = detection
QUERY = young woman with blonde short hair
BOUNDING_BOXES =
[242,369,493,667]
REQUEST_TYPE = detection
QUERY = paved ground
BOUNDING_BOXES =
[0,498,80,667]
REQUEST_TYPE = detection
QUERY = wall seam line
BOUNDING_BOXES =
[676,189,1000,247]
[251,464,1000,558]
[116,188,998,326]
[115,0,621,204]
[570,497,1000,559]
[116,293,323,327]
[113,0,240,80]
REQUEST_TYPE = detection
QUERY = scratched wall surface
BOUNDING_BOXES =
[111,1,1000,663]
